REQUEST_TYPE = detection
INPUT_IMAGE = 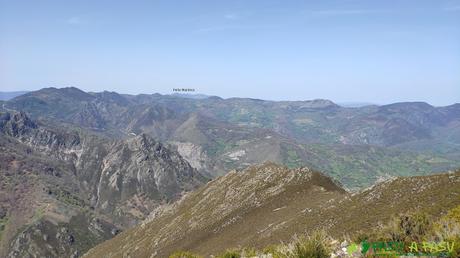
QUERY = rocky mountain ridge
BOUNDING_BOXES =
[84,164,460,257]
[0,111,206,257]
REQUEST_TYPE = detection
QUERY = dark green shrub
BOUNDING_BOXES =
[380,212,431,243]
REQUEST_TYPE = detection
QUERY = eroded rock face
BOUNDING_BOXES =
[95,134,206,221]
[171,141,208,171]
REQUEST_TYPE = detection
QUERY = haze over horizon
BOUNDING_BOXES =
[1,0,459,105]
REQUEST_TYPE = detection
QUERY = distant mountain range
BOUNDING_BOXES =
[337,101,378,107]
[0,87,459,257]
[169,93,213,99]
[3,87,460,188]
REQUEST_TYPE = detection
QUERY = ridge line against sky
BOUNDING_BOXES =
[2,87,459,107]
[0,0,459,105]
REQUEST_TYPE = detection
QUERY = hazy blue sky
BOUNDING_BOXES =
[1,0,459,105]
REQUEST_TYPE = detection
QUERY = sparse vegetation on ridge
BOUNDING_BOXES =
[169,209,460,258]
[170,231,331,258]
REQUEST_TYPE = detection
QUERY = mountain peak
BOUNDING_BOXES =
[247,162,345,192]
[94,90,130,105]
[381,101,434,110]
[303,99,338,108]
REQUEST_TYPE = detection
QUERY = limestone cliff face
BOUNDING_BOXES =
[95,134,205,221]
